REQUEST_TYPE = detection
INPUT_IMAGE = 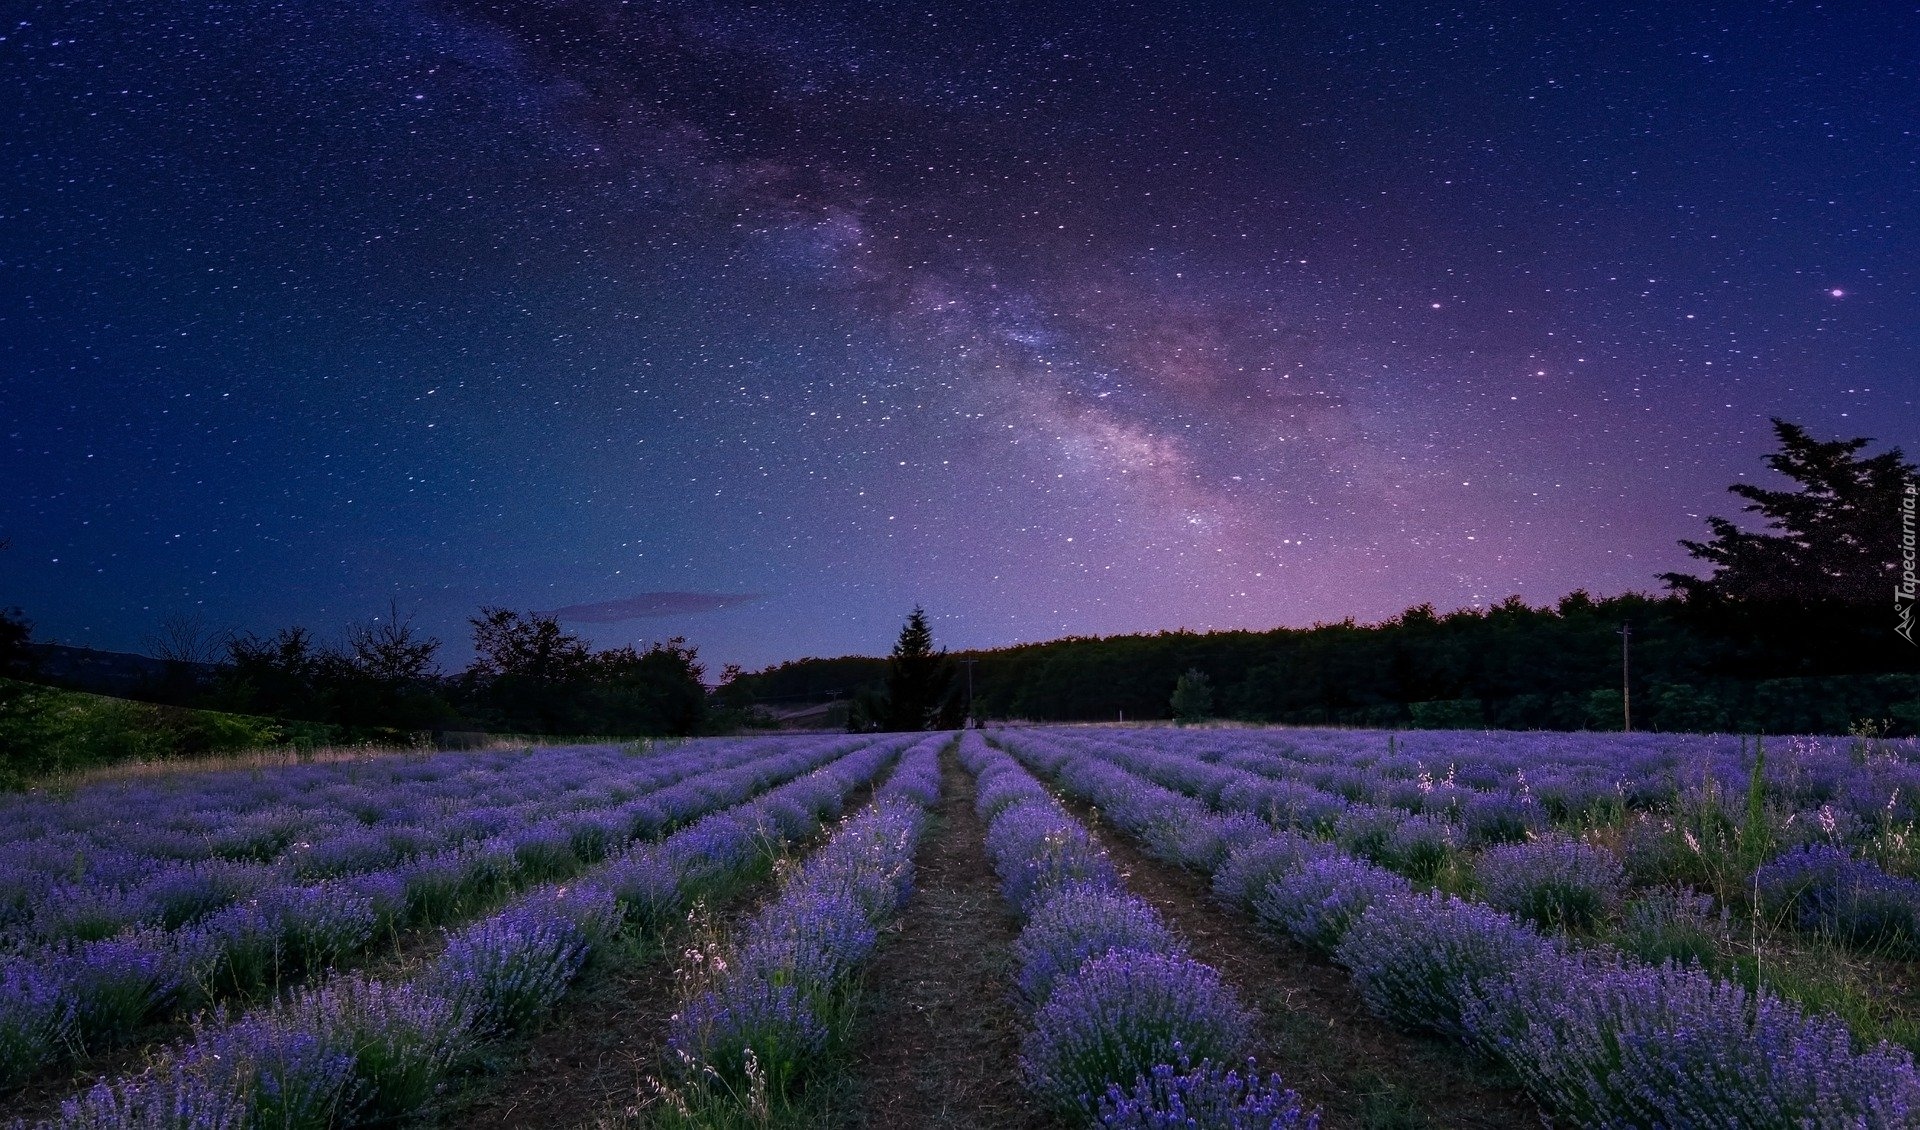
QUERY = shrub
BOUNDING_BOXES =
[733,890,877,1000]
[1754,844,1920,955]
[433,885,620,1036]
[258,883,378,975]
[1252,856,1412,954]
[285,975,471,1121]
[1475,837,1627,932]
[1015,886,1184,1007]
[990,807,1122,917]
[0,957,73,1088]
[68,929,183,1048]
[1212,832,1335,910]
[667,977,828,1093]
[49,1071,248,1130]
[1459,791,1542,846]
[1384,816,1457,883]
[1334,891,1551,1042]
[189,1007,359,1130]
[1616,887,1728,970]
[1468,954,1920,1128]
[1096,1048,1318,1129]
[1021,951,1253,1121]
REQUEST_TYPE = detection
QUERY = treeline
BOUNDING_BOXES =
[727,593,1919,735]
[1,605,716,742]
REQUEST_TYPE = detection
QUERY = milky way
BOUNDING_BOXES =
[2,2,1915,669]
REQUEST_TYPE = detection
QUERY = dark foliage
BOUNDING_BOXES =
[0,605,36,680]
[851,607,958,731]
[1662,418,1913,606]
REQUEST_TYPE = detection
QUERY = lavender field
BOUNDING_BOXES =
[5,725,1920,1128]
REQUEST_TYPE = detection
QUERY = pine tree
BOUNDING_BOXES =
[1170,668,1213,724]
[1663,419,1914,605]
[880,606,954,731]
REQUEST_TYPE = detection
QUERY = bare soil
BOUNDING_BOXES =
[844,747,1055,1129]
[1055,791,1547,1130]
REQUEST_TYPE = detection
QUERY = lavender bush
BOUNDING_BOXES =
[1333,890,1552,1042]
[48,1072,248,1130]
[1468,953,1920,1128]
[1211,832,1335,910]
[1022,950,1254,1121]
[433,885,622,1036]
[1755,844,1920,954]
[1014,885,1185,1007]
[1475,836,1626,931]
[1096,1049,1318,1130]
[0,958,73,1089]
[1251,855,1412,954]
[666,976,829,1093]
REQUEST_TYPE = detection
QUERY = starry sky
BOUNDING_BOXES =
[3,1,1916,673]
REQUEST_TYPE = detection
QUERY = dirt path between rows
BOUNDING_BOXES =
[1056,792,1545,1130]
[449,773,890,1130]
[844,748,1054,1129]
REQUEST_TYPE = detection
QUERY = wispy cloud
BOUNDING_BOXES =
[544,592,766,623]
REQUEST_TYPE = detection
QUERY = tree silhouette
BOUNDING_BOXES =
[1663,419,1914,606]
[1170,668,1214,724]
[880,606,955,731]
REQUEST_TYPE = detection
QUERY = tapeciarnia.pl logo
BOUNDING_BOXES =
[1899,478,1917,646]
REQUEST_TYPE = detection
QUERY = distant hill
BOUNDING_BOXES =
[24,642,216,698]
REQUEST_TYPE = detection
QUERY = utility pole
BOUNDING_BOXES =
[1619,621,1632,733]
[960,658,977,729]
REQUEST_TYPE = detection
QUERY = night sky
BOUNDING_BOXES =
[3,2,1916,672]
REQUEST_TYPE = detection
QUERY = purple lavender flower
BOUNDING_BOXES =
[509,823,583,883]
[187,1006,360,1129]
[69,928,183,1048]
[49,1071,247,1130]
[1333,890,1551,1042]
[1022,950,1253,1121]
[667,977,828,1093]
[186,902,281,998]
[1212,833,1337,911]
[1755,844,1920,954]
[1015,886,1185,1007]
[1096,1048,1318,1129]
[734,890,878,997]
[432,888,612,1035]
[989,805,1123,916]
[1475,836,1626,932]
[1383,815,1457,882]
[257,883,378,975]
[1469,953,1920,1128]
[284,974,472,1121]
[0,956,74,1089]
[1252,856,1412,954]
[1458,790,1543,846]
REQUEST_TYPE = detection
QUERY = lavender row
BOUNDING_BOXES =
[1011,734,1920,1128]
[1,736,860,951]
[960,734,1314,1128]
[661,734,948,1116]
[1091,724,1920,846]
[1057,728,1920,954]
[23,736,909,1129]
[0,736,899,1095]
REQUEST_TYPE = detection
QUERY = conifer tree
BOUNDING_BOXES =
[1663,419,1913,605]
[880,606,954,731]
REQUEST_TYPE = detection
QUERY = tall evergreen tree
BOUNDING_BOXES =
[1663,419,1914,605]
[1170,668,1214,724]
[880,606,954,731]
